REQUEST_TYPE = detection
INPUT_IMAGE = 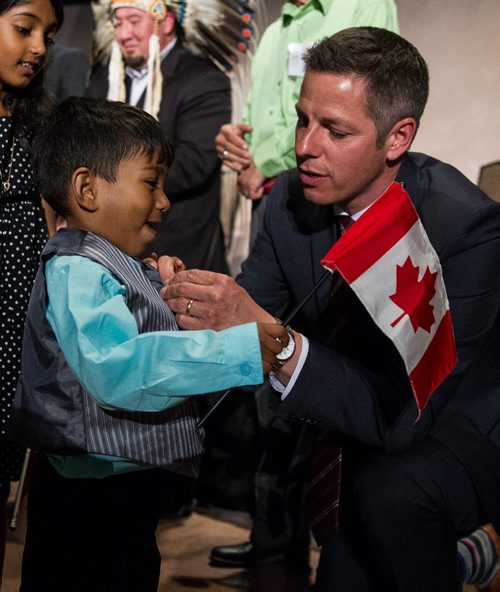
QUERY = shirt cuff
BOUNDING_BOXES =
[269,334,309,400]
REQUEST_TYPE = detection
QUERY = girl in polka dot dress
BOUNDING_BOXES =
[0,0,63,580]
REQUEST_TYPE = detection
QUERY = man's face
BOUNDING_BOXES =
[295,71,394,214]
[114,7,154,68]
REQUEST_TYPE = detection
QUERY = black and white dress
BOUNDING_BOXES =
[0,116,46,486]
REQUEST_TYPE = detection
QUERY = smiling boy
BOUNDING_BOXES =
[12,96,288,592]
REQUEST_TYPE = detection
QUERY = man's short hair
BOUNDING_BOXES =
[305,27,429,147]
[33,97,173,217]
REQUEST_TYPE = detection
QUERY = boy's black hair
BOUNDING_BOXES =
[33,97,173,217]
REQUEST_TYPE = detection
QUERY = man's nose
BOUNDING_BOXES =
[116,22,133,41]
[295,125,320,159]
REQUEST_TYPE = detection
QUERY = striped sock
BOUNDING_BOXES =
[458,527,500,587]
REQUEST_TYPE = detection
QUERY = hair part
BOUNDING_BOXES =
[32,97,173,217]
[304,27,429,147]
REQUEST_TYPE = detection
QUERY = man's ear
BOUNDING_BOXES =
[72,167,99,212]
[158,10,175,37]
[385,117,417,162]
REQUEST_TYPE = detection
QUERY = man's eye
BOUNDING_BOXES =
[330,130,348,140]
[146,179,159,188]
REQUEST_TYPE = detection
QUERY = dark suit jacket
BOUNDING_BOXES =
[87,41,230,272]
[45,44,90,101]
[238,153,500,527]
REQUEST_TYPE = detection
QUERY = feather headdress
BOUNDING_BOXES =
[92,0,260,72]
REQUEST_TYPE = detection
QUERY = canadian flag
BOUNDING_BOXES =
[321,181,457,414]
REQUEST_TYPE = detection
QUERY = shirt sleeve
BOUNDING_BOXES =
[45,255,263,412]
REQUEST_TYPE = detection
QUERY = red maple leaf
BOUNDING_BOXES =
[389,256,437,333]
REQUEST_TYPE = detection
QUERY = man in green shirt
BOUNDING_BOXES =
[216,0,399,244]
[210,0,399,571]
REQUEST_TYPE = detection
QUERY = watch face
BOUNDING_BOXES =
[276,330,296,361]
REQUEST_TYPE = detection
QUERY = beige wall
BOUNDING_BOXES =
[395,0,500,182]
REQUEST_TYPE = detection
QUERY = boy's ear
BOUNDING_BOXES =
[72,167,99,212]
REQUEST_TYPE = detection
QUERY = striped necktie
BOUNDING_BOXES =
[307,215,354,546]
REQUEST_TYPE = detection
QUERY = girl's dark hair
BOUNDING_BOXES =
[0,0,64,145]
[33,97,174,217]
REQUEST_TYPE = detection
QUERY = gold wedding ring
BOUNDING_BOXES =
[185,298,194,315]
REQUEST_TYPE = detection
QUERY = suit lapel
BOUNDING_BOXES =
[133,40,184,108]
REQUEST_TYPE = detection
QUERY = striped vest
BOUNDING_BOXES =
[13,229,205,477]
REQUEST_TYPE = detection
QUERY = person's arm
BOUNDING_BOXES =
[45,255,274,413]
[165,66,231,197]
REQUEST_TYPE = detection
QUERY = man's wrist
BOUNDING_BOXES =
[276,327,296,364]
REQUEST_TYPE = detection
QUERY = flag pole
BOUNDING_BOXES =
[197,270,332,428]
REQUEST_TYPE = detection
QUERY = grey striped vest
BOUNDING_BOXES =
[13,228,205,477]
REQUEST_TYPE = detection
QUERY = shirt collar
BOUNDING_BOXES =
[333,180,400,222]
[282,0,333,23]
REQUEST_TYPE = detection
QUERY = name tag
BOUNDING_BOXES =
[288,42,311,77]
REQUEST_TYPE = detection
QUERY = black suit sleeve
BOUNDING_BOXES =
[240,169,500,453]
[281,191,500,451]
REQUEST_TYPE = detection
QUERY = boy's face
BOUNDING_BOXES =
[91,150,169,257]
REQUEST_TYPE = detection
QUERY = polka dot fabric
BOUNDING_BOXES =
[0,117,46,486]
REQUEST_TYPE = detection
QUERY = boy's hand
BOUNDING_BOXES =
[257,323,289,375]
[145,254,186,285]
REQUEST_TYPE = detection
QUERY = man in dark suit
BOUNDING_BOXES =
[163,27,500,591]
[87,0,230,273]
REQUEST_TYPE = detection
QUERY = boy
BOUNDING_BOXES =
[12,97,289,592]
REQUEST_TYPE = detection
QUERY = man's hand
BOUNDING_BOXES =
[257,323,289,375]
[215,123,253,172]
[238,162,266,200]
[161,268,275,330]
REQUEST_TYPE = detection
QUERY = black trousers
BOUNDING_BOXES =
[314,436,487,592]
[20,455,165,592]
[250,385,310,560]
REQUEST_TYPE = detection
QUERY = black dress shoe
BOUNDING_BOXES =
[209,541,286,568]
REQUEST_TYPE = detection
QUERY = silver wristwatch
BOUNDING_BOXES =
[276,326,296,363]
